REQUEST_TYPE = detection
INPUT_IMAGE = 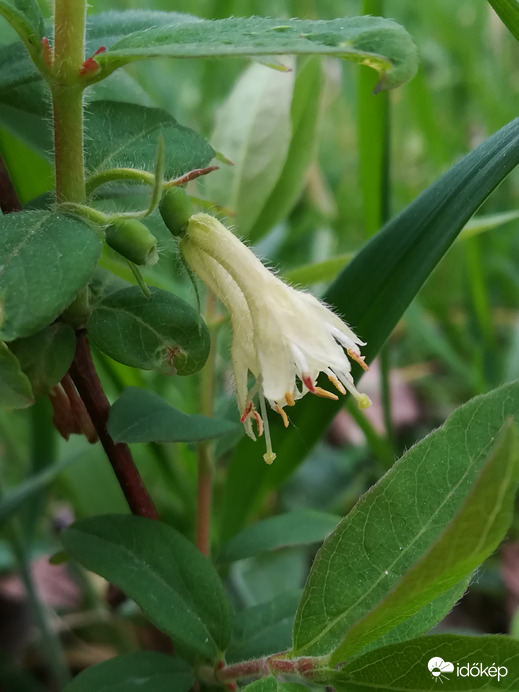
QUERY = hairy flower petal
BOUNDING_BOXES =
[180,213,371,463]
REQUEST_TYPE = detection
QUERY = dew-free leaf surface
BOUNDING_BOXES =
[61,514,232,659]
[63,651,193,692]
[108,387,237,443]
[88,286,209,375]
[291,387,519,659]
[0,211,101,341]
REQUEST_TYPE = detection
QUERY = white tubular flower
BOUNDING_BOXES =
[180,213,371,464]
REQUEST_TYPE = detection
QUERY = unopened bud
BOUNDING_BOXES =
[105,219,158,265]
[159,187,194,237]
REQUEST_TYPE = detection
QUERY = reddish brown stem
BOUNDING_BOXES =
[68,333,158,519]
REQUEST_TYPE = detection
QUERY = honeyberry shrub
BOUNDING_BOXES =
[1,0,519,689]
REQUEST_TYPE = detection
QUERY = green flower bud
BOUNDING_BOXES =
[159,186,194,237]
[105,220,158,266]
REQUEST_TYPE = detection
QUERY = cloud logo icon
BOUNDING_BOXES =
[428,657,454,679]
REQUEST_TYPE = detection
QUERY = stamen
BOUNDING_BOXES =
[252,409,264,436]
[356,393,372,409]
[258,392,276,465]
[302,373,316,392]
[314,386,339,401]
[275,404,289,428]
[240,401,253,423]
[327,370,346,395]
[336,372,373,410]
[285,391,296,407]
[347,348,369,372]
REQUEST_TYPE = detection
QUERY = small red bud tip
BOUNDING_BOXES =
[240,401,253,423]
[41,37,52,66]
[302,374,316,392]
[80,46,106,76]
[225,684,237,691]
[168,166,219,187]
[216,661,225,671]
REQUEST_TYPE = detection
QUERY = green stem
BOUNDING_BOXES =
[196,293,217,557]
[359,0,395,455]
[86,168,156,196]
[52,0,87,202]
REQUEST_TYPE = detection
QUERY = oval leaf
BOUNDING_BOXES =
[108,387,238,443]
[328,634,519,691]
[291,384,519,659]
[96,16,418,92]
[63,651,192,692]
[61,514,232,659]
[0,211,102,341]
[218,510,340,563]
[0,341,33,408]
[87,286,209,375]
[85,101,214,181]
[11,323,76,395]
[227,590,302,664]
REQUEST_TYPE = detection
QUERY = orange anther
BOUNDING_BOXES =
[314,386,339,401]
[252,409,264,437]
[285,391,296,406]
[328,373,346,395]
[275,404,289,428]
[347,348,369,371]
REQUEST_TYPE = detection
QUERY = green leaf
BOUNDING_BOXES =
[218,510,340,563]
[283,253,353,287]
[290,387,519,660]
[283,209,519,289]
[350,579,470,659]
[227,590,302,664]
[87,286,209,375]
[0,453,84,525]
[61,514,232,659]
[488,0,519,43]
[328,634,519,690]
[0,211,102,342]
[221,116,519,541]
[0,0,45,47]
[63,651,192,692]
[243,679,307,692]
[0,11,197,96]
[96,16,418,92]
[0,341,33,408]
[84,101,214,182]
[205,59,295,235]
[248,57,323,240]
[458,209,519,241]
[10,323,76,396]
[108,387,238,443]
